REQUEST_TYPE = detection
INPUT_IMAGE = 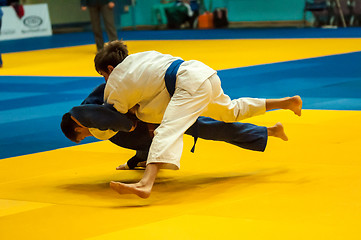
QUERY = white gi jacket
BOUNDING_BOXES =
[104,51,216,123]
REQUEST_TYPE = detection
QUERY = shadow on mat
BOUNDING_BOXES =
[57,168,292,207]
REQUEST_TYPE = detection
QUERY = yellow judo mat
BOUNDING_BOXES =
[1,38,361,239]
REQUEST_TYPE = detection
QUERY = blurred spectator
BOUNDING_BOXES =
[331,0,349,27]
[6,0,24,19]
[0,0,5,68]
[304,0,332,27]
[349,0,361,26]
[81,0,118,51]
[153,0,199,29]
[152,0,174,28]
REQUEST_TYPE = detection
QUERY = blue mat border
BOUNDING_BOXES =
[1,27,361,53]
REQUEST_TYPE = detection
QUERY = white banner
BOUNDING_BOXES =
[0,3,52,41]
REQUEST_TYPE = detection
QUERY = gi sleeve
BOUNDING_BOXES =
[69,104,133,132]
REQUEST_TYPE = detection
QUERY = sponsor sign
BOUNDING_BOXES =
[0,3,52,41]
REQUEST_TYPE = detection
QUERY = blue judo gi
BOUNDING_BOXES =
[69,83,268,169]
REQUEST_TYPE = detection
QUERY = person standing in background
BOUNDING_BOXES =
[81,0,118,51]
[0,0,6,68]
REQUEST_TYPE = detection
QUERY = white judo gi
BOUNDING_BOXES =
[104,51,266,169]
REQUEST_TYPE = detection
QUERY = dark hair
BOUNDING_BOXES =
[61,113,79,142]
[94,40,129,73]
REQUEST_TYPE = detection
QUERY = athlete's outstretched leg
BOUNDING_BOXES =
[204,75,303,122]
[266,96,302,116]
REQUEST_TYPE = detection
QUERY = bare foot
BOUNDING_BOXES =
[137,161,146,168]
[116,163,130,170]
[110,181,151,199]
[116,162,146,170]
[287,95,302,116]
[268,122,288,141]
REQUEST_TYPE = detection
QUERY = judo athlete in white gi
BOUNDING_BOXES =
[94,40,302,198]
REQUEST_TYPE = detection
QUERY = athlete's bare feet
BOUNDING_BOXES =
[116,161,146,170]
[116,163,129,170]
[287,95,302,116]
[266,95,303,116]
[267,122,288,141]
[110,181,151,199]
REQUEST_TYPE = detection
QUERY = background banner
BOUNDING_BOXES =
[0,3,52,41]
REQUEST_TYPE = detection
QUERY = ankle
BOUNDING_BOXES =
[267,126,276,137]
[137,180,150,188]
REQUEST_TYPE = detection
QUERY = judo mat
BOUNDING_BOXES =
[1,28,361,240]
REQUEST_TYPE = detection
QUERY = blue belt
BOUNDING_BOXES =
[164,59,184,96]
[164,59,198,153]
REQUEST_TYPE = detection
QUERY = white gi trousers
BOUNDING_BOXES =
[147,73,266,169]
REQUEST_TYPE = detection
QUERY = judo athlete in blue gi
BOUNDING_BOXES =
[62,83,287,171]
